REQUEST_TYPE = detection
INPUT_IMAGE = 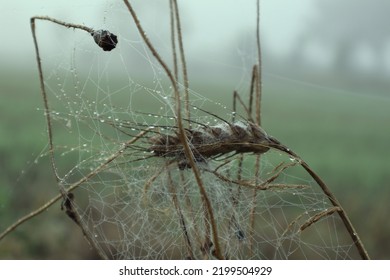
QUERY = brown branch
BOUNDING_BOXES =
[255,0,262,125]
[172,0,190,124]
[204,167,308,191]
[283,148,370,260]
[122,0,223,259]
[300,207,341,232]
[0,131,148,244]
[166,171,195,259]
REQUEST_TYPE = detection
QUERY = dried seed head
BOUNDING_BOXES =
[92,30,118,51]
[146,120,274,169]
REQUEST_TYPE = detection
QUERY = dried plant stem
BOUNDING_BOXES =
[169,0,179,82]
[0,132,147,247]
[180,172,204,256]
[30,16,121,259]
[255,0,262,125]
[284,148,370,260]
[31,16,93,34]
[122,0,223,259]
[171,0,190,123]
[249,0,262,249]
[167,171,195,259]
[249,154,261,257]
[248,188,257,257]
[31,16,103,257]
[300,207,341,232]
[30,17,61,183]
[303,163,369,259]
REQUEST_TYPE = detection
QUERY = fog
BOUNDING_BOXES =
[2,0,390,96]
[2,0,390,259]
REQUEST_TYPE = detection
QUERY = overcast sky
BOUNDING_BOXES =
[1,0,313,71]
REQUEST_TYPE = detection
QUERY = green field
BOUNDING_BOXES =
[1,69,389,259]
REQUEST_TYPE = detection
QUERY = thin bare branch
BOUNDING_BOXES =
[284,148,370,260]
[0,131,148,244]
[300,207,341,232]
[122,0,223,259]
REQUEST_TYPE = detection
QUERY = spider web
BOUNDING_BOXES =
[34,1,361,259]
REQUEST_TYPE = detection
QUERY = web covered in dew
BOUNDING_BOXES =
[34,1,362,259]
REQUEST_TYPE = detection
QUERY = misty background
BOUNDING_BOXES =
[1,0,389,259]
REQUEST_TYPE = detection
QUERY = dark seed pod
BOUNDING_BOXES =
[91,29,118,51]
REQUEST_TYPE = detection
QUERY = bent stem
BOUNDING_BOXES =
[31,16,107,259]
[281,147,370,260]
[301,160,369,259]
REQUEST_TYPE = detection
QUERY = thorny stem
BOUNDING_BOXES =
[122,0,223,259]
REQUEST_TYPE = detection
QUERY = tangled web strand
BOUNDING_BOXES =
[27,0,367,260]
